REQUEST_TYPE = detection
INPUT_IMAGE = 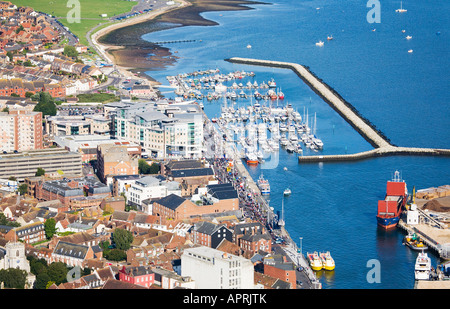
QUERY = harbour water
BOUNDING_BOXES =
[140,0,449,288]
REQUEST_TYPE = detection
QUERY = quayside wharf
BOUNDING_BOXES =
[225,57,450,163]
[203,109,322,289]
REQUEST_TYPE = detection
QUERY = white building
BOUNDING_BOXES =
[181,246,256,289]
[126,175,181,211]
[0,241,36,288]
[111,102,205,159]
[407,203,419,225]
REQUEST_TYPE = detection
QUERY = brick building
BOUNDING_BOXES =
[119,265,155,288]
[263,254,296,289]
[96,144,140,184]
[152,190,238,221]
[190,221,233,249]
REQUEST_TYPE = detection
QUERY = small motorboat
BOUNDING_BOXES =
[404,232,428,251]
[320,252,335,271]
[307,252,323,271]
[283,188,291,196]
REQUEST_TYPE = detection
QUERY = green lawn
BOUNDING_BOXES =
[11,0,135,46]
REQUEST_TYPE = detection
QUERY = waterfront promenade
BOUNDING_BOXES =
[204,111,322,289]
[225,57,450,163]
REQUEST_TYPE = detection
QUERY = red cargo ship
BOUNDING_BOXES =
[376,171,408,229]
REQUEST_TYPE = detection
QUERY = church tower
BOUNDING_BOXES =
[4,241,31,273]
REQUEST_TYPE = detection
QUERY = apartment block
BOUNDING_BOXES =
[110,102,204,159]
[0,110,42,152]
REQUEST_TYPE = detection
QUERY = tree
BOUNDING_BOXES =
[28,256,48,276]
[35,272,51,290]
[0,268,27,289]
[0,213,20,227]
[44,218,57,239]
[35,167,45,176]
[6,51,13,62]
[138,159,151,174]
[47,262,68,285]
[33,92,56,117]
[112,228,133,251]
[18,183,27,196]
[138,160,159,174]
[104,249,127,261]
[63,45,78,58]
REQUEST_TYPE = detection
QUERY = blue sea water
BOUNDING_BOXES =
[141,0,450,288]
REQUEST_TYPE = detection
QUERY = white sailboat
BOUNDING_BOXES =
[395,1,407,13]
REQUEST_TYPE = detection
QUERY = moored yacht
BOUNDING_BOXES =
[414,251,431,280]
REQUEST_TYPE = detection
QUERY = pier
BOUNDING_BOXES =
[225,57,450,163]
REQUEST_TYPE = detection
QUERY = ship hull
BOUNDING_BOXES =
[376,215,400,229]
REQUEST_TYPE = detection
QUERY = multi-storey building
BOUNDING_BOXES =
[0,110,42,152]
[0,148,82,181]
[111,102,204,159]
[181,246,256,289]
[96,144,139,184]
[126,175,181,211]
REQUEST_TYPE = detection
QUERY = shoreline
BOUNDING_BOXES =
[90,0,192,84]
[90,0,267,83]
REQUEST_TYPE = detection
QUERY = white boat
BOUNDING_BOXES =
[215,83,227,92]
[257,174,270,195]
[408,49,413,53]
[406,35,412,40]
[315,40,324,47]
[247,44,252,49]
[395,1,407,13]
[268,78,277,88]
[283,188,291,196]
[414,251,431,280]
[313,137,323,149]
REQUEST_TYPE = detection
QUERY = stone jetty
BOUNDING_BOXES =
[225,57,450,163]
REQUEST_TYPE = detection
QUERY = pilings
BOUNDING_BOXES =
[225,57,450,163]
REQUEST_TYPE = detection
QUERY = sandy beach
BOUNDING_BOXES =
[91,0,266,82]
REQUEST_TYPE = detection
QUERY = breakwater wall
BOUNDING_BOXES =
[225,57,450,163]
[225,57,392,149]
[297,147,450,163]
